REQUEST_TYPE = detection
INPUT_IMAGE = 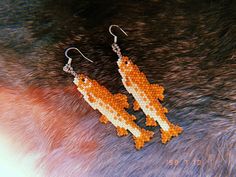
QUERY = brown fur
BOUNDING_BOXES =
[0,0,236,176]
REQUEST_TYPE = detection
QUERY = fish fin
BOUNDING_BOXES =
[113,93,129,109]
[116,126,128,136]
[163,107,168,113]
[151,84,164,101]
[130,115,137,120]
[146,115,158,127]
[133,129,154,150]
[161,124,183,144]
[99,115,109,124]
[133,100,140,111]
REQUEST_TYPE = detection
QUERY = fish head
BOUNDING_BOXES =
[73,74,93,92]
[117,56,135,75]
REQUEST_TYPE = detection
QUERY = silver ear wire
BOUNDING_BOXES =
[109,25,128,59]
[109,25,128,43]
[63,47,93,77]
[65,47,94,63]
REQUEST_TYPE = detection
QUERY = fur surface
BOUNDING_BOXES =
[0,0,235,177]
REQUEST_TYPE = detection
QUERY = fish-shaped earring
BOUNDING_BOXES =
[63,47,153,149]
[109,25,183,144]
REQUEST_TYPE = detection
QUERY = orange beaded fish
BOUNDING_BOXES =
[73,74,154,149]
[117,56,183,144]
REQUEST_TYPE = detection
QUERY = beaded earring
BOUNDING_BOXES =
[109,25,183,144]
[63,47,153,149]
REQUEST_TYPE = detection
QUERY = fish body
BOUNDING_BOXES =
[73,74,153,149]
[117,56,183,143]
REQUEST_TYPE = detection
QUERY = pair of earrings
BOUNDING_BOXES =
[63,25,183,150]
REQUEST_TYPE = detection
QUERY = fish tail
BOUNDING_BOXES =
[133,129,154,150]
[161,124,183,144]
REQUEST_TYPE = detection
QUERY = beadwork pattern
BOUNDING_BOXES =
[117,56,183,144]
[74,74,154,149]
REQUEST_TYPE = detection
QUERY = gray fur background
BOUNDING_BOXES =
[0,0,235,177]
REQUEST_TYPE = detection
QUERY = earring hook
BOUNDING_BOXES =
[65,47,94,64]
[63,47,93,77]
[109,25,128,43]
